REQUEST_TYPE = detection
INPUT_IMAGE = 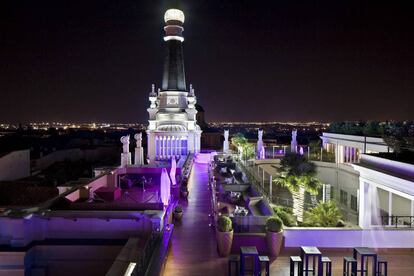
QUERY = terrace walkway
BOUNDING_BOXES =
[164,155,227,276]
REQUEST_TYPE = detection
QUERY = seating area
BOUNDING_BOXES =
[212,155,275,233]
[288,246,388,276]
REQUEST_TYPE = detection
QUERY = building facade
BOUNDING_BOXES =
[146,9,201,163]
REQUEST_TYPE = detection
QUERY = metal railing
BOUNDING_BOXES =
[133,231,162,276]
[381,215,414,228]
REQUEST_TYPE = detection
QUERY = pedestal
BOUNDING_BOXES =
[135,148,144,166]
[121,152,131,167]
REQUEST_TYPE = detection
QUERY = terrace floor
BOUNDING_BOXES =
[164,154,414,275]
[164,157,227,276]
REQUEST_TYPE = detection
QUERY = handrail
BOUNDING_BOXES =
[381,215,414,228]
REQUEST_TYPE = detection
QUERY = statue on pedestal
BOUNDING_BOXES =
[120,135,131,167]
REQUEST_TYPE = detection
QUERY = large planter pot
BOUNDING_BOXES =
[173,211,183,221]
[266,230,284,257]
[216,229,233,257]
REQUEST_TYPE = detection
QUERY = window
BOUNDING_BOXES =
[350,195,358,211]
[340,190,348,206]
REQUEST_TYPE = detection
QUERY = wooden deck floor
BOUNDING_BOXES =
[164,160,227,276]
[164,156,414,275]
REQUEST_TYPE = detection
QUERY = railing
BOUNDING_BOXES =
[237,160,317,210]
[133,231,162,276]
[381,215,414,228]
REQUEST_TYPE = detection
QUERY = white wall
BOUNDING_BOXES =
[0,150,30,181]
[314,161,360,223]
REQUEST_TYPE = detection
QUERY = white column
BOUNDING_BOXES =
[172,136,176,157]
[262,169,265,188]
[162,136,166,158]
[147,132,156,164]
[388,191,393,226]
[411,200,414,218]
[345,146,348,163]
[358,179,372,228]
[269,175,273,200]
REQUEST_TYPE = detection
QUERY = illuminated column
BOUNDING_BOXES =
[162,136,166,158]
[291,129,298,153]
[167,136,171,158]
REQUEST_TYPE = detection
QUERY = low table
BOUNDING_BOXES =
[240,246,259,276]
[353,247,377,276]
[300,246,322,276]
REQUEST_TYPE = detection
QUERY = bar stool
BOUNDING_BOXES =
[258,255,270,276]
[290,256,302,276]
[343,257,357,276]
[321,256,332,276]
[228,255,239,276]
[240,246,259,276]
[377,260,388,276]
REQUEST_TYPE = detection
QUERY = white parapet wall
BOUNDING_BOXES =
[284,228,414,248]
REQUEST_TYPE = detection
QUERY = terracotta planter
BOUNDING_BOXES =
[216,229,233,257]
[173,211,183,221]
[266,230,283,257]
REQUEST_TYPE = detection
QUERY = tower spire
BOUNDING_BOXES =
[161,9,187,91]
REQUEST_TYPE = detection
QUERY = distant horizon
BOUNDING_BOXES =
[1,119,412,126]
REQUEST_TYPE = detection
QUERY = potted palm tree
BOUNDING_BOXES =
[266,216,284,257]
[273,153,322,222]
[173,204,183,221]
[216,215,233,257]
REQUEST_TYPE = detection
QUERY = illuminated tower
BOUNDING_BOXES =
[146,9,202,163]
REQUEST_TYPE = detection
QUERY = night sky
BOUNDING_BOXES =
[1,1,413,123]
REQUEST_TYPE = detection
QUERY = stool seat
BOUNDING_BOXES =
[259,255,270,262]
[322,256,331,262]
[290,256,302,262]
[344,256,356,262]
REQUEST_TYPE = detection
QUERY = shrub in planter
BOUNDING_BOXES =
[173,204,183,220]
[266,216,284,257]
[273,205,297,227]
[303,201,343,227]
[216,215,233,257]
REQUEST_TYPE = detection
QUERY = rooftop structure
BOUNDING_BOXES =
[146,9,202,164]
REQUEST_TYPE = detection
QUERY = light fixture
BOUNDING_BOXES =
[164,9,185,23]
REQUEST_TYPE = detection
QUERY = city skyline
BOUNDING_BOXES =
[1,1,413,123]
